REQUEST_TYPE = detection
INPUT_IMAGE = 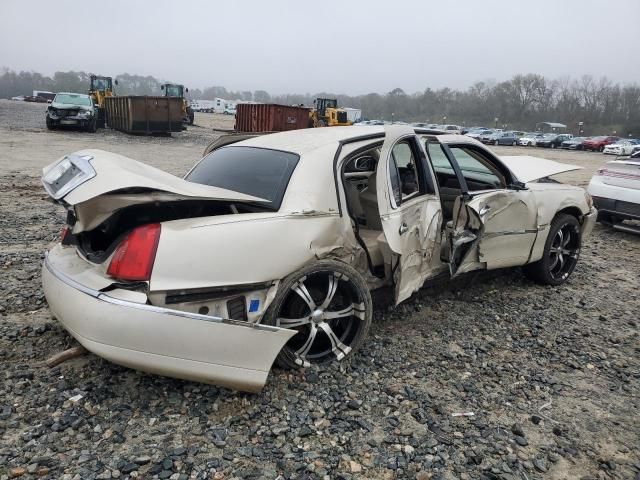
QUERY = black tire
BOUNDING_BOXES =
[46,116,54,130]
[512,140,516,146]
[599,146,604,152]
[318,119,327,127]
[523,213,581,286]
[263,260,372,369]
[494,140,499,145]
[86,118,97,133]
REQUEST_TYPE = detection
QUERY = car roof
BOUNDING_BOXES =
[234,125,483,156]
[238,126,385,154]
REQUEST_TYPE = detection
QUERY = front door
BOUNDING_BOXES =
[449,190,538,276]
[442,143,538,276]
[376,126,443,303]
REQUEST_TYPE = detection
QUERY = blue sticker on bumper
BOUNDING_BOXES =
[249,299,260,312]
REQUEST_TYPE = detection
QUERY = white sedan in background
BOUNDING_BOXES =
[588,157,640,234]
[518,132,543,146]
[602,140,639,155]
[41,126,596,391]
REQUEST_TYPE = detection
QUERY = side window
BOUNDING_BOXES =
[426,141,459,189]
[389,140,424,205]
[448,146,506,191]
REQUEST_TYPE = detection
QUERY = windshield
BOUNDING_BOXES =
[165,85,183,97]
[54,94,91,106]
[91,78,111,91]
[185,146,300,209]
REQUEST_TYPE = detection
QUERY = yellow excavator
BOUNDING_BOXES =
[161,83,194,128]
[88,75,116,128]
[309,98,352,127]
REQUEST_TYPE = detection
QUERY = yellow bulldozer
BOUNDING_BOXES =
[161,83,194,127]
[309,98,352,127]
[88,74,115,128]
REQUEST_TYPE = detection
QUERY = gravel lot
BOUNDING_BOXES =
[0,99,638,480]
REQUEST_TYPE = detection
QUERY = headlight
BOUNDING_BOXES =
[78,110,92,118]
[42,153,96,200]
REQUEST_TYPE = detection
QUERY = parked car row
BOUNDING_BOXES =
[462,127,638,155]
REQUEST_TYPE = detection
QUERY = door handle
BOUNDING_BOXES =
[479,205,491,216]
[399,222,408,235]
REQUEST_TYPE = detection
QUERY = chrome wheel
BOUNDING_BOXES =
[548,223,580,281]
[276,271,366,367]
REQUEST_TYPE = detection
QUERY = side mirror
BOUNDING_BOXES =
[161,85,165,90]
[114,79,119,86]
[185,88,189,93]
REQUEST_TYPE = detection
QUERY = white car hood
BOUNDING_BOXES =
[500,156,581,183]
[42,149,268,206]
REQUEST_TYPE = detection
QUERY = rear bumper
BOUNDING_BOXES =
[42,247,295,392]
[588,177,640,222]
[592,196,640,221]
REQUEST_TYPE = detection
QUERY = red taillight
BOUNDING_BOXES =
[107,223,161,281]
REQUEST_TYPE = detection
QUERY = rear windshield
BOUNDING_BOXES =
[185,146,300,209]
[54,94,91,106]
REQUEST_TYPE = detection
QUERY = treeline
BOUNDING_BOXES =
[1,68,638,135]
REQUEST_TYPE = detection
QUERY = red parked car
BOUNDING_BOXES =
[582,136,620,152]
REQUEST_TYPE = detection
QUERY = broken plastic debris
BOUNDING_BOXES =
[69,394,83,403]
[451,411,475,417]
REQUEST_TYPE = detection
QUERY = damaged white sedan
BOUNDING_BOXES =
[41,126,597,391]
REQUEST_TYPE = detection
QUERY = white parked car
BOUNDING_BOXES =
[466,129,491,139]
[518,132,543,146]
[442,124,462,135]
[588,157,640,234]
[602,140,639,156]
[41,126,596,391]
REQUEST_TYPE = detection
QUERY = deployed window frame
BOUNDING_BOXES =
[388,135,436,209]
[423,138,521,197]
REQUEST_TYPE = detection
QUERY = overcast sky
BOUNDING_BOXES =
[1,0,639,95]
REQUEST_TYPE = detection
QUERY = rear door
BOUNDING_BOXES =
[441,143,538,276]
[376,126,443,303]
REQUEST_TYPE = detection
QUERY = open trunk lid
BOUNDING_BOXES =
[42,149,268,206]
[42,149,270,235]
[499,155,581,183]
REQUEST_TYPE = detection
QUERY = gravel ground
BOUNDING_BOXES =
[0,99,638,480]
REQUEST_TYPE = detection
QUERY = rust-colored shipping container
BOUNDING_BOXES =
[235,103,310,133]
[105,96,183,134]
